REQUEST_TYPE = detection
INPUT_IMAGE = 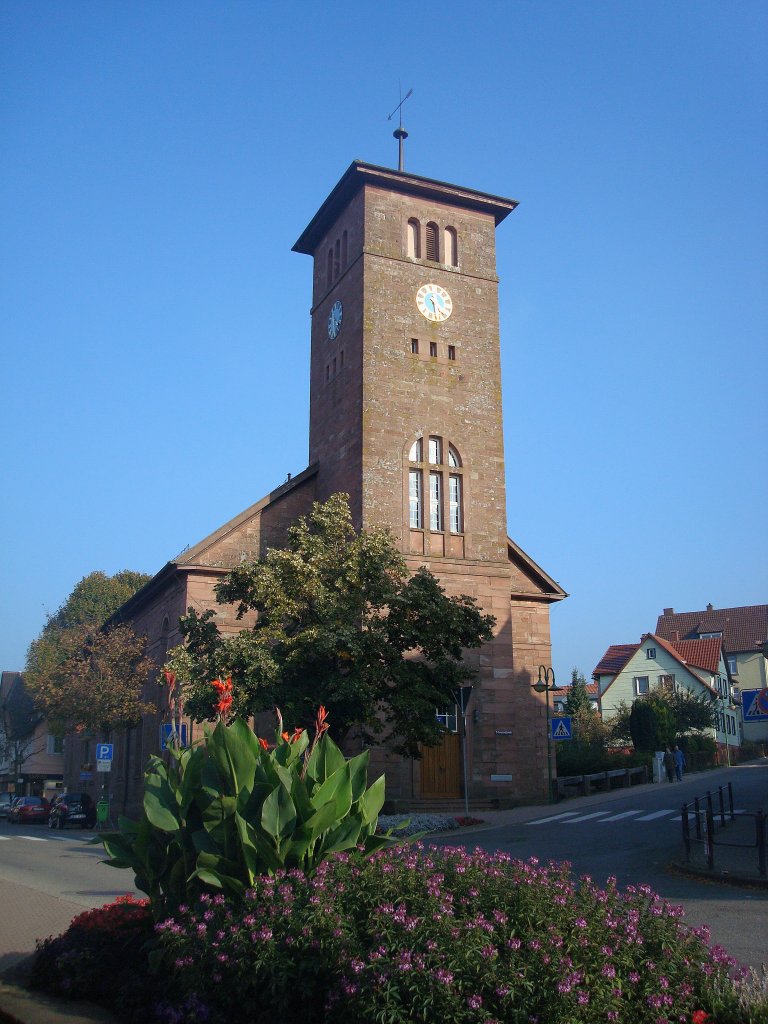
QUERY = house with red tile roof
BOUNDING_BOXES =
[593,634,739,754]
[655,604,768,742]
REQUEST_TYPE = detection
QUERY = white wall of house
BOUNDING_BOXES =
[600,638,736,747]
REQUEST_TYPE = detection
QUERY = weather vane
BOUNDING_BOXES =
[387,85,413,172]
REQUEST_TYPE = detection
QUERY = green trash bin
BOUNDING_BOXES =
[96,799,109,824]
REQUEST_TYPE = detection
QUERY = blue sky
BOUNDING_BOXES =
[2,1,766,688]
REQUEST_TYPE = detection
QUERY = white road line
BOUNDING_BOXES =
[526,811,582,825]
[562,811,611,824]
[18,834,48,842]
[600,810,644,822]
[635,810,677,822]
[0,836,10,841]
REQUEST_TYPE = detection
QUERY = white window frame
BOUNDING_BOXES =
[646,648,656,660]
[634,676,650,696]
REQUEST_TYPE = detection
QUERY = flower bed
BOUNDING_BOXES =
[30,848,765,1023]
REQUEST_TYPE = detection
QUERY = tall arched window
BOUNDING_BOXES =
[334,238,340,279]
[425,222,439,261]
[408,435,464,535]
[444,226,458,267]
[327,248,333,289]
[341,230,348,270]
[407,218,421,258]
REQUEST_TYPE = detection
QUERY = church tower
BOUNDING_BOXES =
[292,162,565,805]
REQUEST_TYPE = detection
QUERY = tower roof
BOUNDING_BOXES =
[293,161,518,255]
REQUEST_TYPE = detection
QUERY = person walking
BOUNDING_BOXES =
[673,745,686,782]
[663,746,675,783]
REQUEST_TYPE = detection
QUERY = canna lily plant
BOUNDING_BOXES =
[97,685,406,918]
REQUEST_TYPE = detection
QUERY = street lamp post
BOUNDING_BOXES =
[455,686,473,817]
[531,666,558,804]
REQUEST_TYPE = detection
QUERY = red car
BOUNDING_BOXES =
[8,796,50,825]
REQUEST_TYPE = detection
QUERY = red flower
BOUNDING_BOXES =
[211,677,232,695]
[211,677,233,719]
[291,727,304,743]
[258,737,269,750]
[163,669,176,693]
[692,1013,710,1024]
[316,705,330,736]
[281,731,291,742]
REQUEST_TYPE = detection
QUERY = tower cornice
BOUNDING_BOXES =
[293,161,518,255]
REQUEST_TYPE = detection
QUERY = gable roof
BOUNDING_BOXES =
[656,635,723,675]
[507,538,567,603]
[655,604,768,654]
[593,644,639,677]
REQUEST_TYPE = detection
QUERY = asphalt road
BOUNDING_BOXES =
[435,761,768,969]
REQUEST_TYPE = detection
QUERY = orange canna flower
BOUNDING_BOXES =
[163,669,176,691]
[291,727,304,743]
[281,731,291,742]
[211,677,233,695]
[316,705,330,735]
[258,737,269,750]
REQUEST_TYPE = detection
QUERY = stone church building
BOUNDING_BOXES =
[63,160,566,814]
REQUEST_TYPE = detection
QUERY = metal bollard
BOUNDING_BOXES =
[694,796,702,840]
[718,786,726,828]
[728,781,735,821]
[705,808,715,870]
[681,804,691,862]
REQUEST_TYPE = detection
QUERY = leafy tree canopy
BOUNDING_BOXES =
[24,570,153,734]
[167,494,496,757]
[627,686,715,751]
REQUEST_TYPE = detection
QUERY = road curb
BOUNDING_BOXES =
[668,860,768,891]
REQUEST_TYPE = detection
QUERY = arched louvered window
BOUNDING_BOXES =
[444,226,458,267]
[407,218,421,259]
[425,222,439,261]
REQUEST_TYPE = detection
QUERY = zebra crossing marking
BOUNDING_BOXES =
[562,811,611,824]
[527,811,582,825]
[600,810,644,822]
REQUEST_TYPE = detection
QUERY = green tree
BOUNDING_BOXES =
[167,494,495,757]
[564,668,594,718]
[24,570,153,734]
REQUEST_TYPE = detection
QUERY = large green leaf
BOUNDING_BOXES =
[305,733,345,784]
[346,750,370,803]
[144,774,181,832]
[319,814,362,854]
[206,719,258,796]
[310,764,352,821]
[261,783,297,842]
[357,773,385,825]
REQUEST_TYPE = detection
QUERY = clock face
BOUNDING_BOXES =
[327,300,343,340]
[416,283,453,323]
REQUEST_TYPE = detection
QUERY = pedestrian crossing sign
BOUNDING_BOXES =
[742,689,768,722]
[551,716,572,740]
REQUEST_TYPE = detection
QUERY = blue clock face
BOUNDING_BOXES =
[327,300,343,340]
[416,283,452,322]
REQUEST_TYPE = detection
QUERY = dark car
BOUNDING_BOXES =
[8,796,50,825]
[0,792,13,819]
[48,792,96,830]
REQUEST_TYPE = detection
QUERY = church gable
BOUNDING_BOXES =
[507,537,567,602]
[177,465,318,569]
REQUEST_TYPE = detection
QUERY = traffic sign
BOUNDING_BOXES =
[96,761,111,772]
[742,689,768,723]
[96,743,113,761]
[160,724,188,749]
[551,716,572,741]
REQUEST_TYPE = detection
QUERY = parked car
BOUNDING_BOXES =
[0,793,14,818]
[8,796,50,825]
[48,792,96,830]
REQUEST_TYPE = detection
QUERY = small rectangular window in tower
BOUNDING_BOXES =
[332,357,337,376]
[411,338,419,354]
[429,341,437,358]
[409,469,423,528]
[449,474,462,533]
[340,349,344,368]
[429,471,442,531]
[325,364,330,383]
[448,345,456,361]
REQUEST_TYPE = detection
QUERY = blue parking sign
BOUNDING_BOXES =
[96,743,113,761]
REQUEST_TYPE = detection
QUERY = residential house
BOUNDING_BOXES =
[0,671,64,800]
[593,634,739,756]
[656,604,768,742]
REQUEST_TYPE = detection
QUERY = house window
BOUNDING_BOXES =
[448,345,456,361]
[634,676,650,696]
[409,469,423,528]
[727,655,737,675]
[658,674,675,691]
[646,648,656,659]
[436,706,458,733]
[408,436,464,537]
[444,226,458,267]
[47,735,64,755]
[411,338,419,354]
[407,218,421,259]
[699,632,722,639]
[425,222,439,261]
[429,341,438,358]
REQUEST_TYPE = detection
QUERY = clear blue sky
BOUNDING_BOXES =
[2,1,766,688]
